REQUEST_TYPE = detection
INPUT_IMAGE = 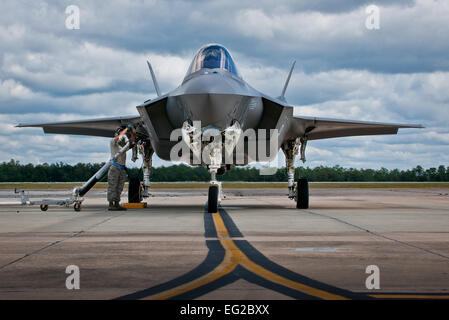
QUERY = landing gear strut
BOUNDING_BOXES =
[206,135,223,213]
[181,119,239,213]
[128,140,153,204]
[282,137,309,209]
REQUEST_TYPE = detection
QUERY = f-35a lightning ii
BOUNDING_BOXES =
[18,44,422,212]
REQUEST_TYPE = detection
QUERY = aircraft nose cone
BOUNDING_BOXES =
[167,73,249,129]
[181,72,243,95]
[179,93,240,129]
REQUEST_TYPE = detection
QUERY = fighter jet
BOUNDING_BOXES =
[18,43,422,212]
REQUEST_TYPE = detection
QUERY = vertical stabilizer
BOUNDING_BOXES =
[280,60,296,100]
[146,60,161,97]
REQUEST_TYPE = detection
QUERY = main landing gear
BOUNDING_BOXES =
[128,177,142,203]
[282,137,309,209]
[128,140,153,204]
[296,178,309,209]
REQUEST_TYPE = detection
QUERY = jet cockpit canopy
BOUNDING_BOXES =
[186,44,240,78]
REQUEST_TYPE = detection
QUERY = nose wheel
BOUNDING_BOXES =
[208,185,219,213]
[296,178,309,209]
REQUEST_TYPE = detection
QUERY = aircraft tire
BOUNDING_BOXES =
[74,202,82,212]
[296,178,309,209]
[128,177,142,203]
[208,185,218,213]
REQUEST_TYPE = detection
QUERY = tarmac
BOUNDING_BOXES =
[0,188,448,300]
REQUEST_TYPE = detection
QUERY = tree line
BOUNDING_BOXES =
[0,159,448,182]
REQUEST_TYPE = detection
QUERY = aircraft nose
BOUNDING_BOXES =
[178,92,239,129]
[181,72,243,95]
[168,73,248,129]
[167,71,259,130]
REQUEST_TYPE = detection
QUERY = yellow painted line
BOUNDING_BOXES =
[142,210,350,300]
[213,212,231,239]
[240,257,348,300]
[142,212,241,300]
[143,248,238,300]
[370,294,449,299]
[212,212,348,300]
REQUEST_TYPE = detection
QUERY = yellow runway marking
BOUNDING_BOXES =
[239,258,347,300]
[213,212,348,301]
[143,248,238,300]
[143,211,347,300]
[143,213,241,300]
[138,209,449,300]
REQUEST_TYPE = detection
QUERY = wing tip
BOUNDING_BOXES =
[16,123,42,128]
[402,124,424,129]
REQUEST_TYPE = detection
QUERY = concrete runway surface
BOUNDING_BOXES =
[0,188,448,300]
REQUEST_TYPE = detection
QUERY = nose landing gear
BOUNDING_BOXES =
[208,184,219,213]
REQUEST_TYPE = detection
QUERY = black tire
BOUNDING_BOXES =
[128,177,142,203]
[208,185,218,213]
[296,178,309,209]
[40,204,48,211]
[74,202,81,212]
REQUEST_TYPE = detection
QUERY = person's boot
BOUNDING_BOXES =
[108,201,117,211]
[114,201,127,211]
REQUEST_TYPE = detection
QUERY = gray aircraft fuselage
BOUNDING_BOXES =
[18,43,422,170]
[16,43,423,211]
[167,69,263,131]
[137,44,287,164]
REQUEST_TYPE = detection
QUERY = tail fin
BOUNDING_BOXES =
[146,60,161,97]
[280,60,296,100]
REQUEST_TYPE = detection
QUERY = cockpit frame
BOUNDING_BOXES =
[185,44,240,78]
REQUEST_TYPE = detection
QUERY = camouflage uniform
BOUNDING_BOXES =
[107,165,127,202]
[107,134,127,204]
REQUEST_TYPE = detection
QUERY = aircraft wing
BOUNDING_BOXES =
[291,115,423,140]
[16,115,142,138]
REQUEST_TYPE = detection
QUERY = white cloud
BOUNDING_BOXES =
[0,0,448,171]
[0,79,38,99]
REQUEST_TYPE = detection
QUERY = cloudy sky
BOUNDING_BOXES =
[1,0,448,170]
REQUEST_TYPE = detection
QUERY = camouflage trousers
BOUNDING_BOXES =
[107,165,127,202]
